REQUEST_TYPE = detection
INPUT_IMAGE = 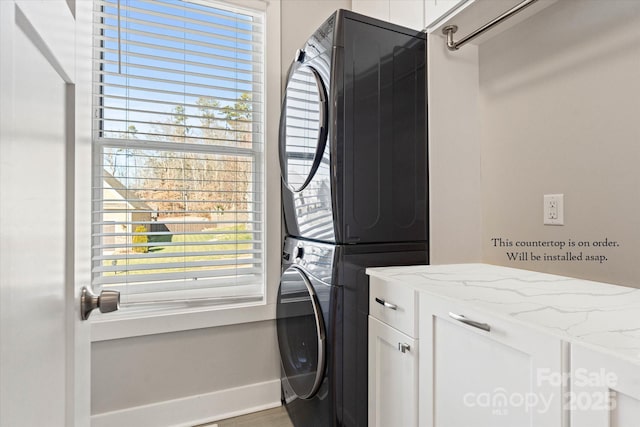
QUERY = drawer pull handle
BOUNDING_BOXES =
[398,343,411,353]
[449,312,491,332]
[375,297,398,310]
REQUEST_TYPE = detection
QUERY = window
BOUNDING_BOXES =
[92,0,265,308]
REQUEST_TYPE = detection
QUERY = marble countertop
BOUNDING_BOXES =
[366,263,640,365]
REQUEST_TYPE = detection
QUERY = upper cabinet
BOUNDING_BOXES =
[424,0,463,28]
[351,0,389,23]
[390,0,426,30]
[424,0,559,41]
[351,0,556,34]
[352,0,425,30]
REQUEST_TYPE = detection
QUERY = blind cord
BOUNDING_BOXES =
[117,0,121,74]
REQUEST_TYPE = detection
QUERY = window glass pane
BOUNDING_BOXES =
[93,0,265,307]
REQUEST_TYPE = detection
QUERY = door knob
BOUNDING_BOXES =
[81,287,120,320]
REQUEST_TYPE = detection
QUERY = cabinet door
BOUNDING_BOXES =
[419,295,565,427]
[571,345,640,427]
[390,0,425,30]
[369,316,418,427]
[425,0,463,27]
[352,0,390,22]
[352,0,424,30]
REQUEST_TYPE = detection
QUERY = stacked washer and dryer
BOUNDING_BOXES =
[276,10,428,427]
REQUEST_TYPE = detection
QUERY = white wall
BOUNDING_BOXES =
[91,322,280,419]
[427,35,483,265]
[479,0,640,286]
[91,1,351,425]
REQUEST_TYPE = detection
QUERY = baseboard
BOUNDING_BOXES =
[91,379,282,427]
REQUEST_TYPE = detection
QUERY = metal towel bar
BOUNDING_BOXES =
[441,0,539,51]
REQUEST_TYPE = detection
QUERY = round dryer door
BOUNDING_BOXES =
[276,266,326,399]
[279,62,328,192]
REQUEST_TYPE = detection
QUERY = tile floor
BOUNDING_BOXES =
[198,406,293,427]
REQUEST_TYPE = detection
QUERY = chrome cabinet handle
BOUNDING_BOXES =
[375,297,397,310]
[398,343,411,353]
[449,312,491,332]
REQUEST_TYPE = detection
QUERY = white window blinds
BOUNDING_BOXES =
[92,0,265,307]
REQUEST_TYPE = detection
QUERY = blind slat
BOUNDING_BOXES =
[98,36,262,67]
[94,72,262,98]
[96,47,261,79]
[93,257,262,273]
[95,137,260,156]
[96,0,264,32]
[92,267,262,286]
[95,59,261,89]
[100,10,262,45]
[94,248,261,261]
[100,275,262,294]
[98,111,259,135]
[99,91,263,111]
[127,0,264,23]
[94,240,262,251]
[94,13,263,49]
[93,23,262,57]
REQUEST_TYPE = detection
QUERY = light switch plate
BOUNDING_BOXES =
[544,194,564,225]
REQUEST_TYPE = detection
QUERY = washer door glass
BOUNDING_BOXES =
[276,266,326,399]
[279,63,328,192]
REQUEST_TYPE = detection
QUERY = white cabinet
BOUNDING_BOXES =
[571,345,640,427]
[418,295,565,427]
[352,0,425,30]
[368,265,640,427]
[424,0,462,28]
[389,0,425,30]
[352,0,389,22]
[368,277,418,427]
[369,317,418,427]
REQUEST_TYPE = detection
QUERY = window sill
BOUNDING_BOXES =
[90,300,277,342]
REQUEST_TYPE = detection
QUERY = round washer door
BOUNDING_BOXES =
[276,266,326,399]
[278,62,328,192]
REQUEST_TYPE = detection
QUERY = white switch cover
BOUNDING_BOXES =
[544,194,564,225]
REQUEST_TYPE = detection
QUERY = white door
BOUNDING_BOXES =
[419,295,565,427]
[368,316,418,427]
[0,0,93,425]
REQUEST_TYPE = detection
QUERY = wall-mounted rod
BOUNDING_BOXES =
[442,0,539,51]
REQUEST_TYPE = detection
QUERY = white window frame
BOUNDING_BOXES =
[90,0,281,341]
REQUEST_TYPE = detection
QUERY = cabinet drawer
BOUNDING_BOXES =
[369,276,416,337]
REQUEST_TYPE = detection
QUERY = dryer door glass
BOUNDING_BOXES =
[279,64,328,192]
[276,266,326,399]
